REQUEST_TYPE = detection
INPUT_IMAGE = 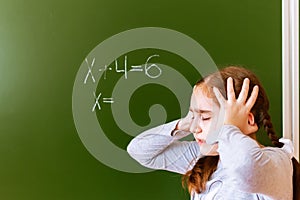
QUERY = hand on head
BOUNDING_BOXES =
[176,110,193,132]
[213,77,259,134]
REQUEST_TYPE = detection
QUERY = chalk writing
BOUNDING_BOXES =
[84,58,96,84]
[115,56,128,79]
[98,65,113,80]
[86,54,162,111]
[128,54,162,79]
[84,54,162,84]
[92,92,114,112]
[145,54,162,79]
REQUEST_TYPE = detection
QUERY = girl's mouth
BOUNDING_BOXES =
[197,139,205,145]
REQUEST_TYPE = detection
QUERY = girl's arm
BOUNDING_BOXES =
[217,125,293,198]
[213,77,293,198]
[127,120,201,174]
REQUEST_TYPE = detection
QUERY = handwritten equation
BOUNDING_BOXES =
[84,54,162,112]
[84,54,162,84]
[92,92,114,112]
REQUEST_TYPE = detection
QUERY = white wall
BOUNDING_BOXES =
[282,0,299,161]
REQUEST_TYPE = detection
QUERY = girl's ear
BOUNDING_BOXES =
[245,113,258,135]
[248,113,256,125]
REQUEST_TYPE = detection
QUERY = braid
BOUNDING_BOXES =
[262,113,283,148]
[182,156,219,194]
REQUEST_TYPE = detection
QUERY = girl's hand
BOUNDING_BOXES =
[176,110,193,132]
[213,77,259,134]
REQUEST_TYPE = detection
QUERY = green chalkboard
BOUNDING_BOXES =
[0,0,282,199]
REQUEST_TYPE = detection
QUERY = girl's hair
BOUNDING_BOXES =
[182,66,300,196]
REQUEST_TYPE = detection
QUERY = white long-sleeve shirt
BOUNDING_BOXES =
[127,120,294,200]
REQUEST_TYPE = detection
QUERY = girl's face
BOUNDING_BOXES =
[189,86,219,156]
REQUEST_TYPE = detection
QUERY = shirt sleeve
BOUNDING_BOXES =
[217,125,293,198]
[127,120,201,174]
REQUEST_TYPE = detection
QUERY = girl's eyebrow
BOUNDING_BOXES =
[189,108,212,114]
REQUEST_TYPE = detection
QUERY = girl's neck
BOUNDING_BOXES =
[249,133,264,148]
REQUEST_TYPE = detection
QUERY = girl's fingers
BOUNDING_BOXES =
[237,78,250,103]
[213,87,226,106]
[246,85,259,109]
[227,77,236,103]
[215,77,258,110]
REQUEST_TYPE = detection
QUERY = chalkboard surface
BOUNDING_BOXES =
[0,0,282,199]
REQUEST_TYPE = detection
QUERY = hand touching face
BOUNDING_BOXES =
[178,77,259,156]
[188,86,220,155]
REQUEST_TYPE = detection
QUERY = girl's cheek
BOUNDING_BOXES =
[203,121,211,128]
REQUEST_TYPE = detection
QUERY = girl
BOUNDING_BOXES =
[127,66,297,199]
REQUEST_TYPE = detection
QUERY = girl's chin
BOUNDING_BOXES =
[199,143,219,156]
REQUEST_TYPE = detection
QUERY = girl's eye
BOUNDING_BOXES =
[201,116,211,121]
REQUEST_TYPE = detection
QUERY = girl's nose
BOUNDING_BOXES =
[190,120,202,134]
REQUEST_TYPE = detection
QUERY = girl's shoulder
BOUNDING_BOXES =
[261,138,294,165]
[262,138,294,157]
